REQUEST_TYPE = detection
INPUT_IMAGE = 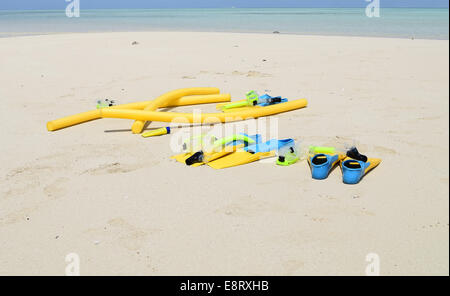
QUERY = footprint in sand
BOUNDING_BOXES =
[215,196,291,217]
[311,217,328,223]
[59,93,74,99]
[5,165,53,180]
[2,165,54,199]
[419,221,449,230]
[329,136,396,155]
[374,145,397,155]
[0,177,70,227]
[418,115,441,121]
[246,71,272,77]
[84,217,161,251]
[231,70,272,77]
[43,177,69,199]
[0,205,39,227]
[81,162,144,175]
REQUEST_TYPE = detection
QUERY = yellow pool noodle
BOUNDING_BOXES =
[46,93,230,131]
[120,93,231,110]
[130,87,220,134]
[101,99,308,124]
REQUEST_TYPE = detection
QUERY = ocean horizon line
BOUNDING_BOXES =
[0,7,449,11]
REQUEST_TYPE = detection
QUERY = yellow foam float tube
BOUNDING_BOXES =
[46,92,230,131]
[47,110,102,132]
[101,99,308,124]
[130,87,220,134]
[118,93,230,110]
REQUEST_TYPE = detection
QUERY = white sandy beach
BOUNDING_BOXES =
[0,32,448,275]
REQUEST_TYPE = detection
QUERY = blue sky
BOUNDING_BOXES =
[0,0,448,10]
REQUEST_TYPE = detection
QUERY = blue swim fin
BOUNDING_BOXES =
[341,157,381,184]
[308,153,345,180]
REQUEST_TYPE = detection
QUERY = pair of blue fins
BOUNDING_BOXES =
[308,147,381,184]
[172,133,294,169]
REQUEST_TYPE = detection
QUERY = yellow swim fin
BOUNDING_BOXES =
[202,144,243,164]
[171,145,244,167]
[171,152,206,167]
[207,151,275,169]
[171,153,194,164]
[365,158,382,174]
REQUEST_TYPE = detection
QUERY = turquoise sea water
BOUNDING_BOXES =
[0,8,448,39]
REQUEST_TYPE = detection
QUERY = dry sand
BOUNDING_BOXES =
[0,32,448,275]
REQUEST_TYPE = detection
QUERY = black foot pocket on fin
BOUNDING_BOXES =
[346,147,368,162]
[185,151,204,166]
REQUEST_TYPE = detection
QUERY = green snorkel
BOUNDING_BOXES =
[221,91,259,110]
[211,134,255,149]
